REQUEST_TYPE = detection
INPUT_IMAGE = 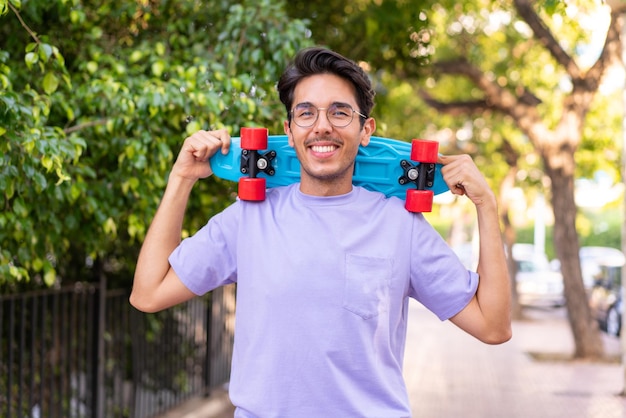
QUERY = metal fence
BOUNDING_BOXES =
[0,282,235,418]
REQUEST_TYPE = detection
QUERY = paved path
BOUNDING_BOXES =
[167,301,626,417]
[404,301,626,418]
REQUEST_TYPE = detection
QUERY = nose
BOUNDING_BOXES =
[313,108,333,133]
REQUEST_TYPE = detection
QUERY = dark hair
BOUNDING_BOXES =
[277,47,375,127]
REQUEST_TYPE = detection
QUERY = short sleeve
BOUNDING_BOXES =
[408,215,479,320]
[168,204,240,295]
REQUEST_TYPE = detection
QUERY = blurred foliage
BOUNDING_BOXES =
[516,207,622,261]
[0,0,312,291]
[289,0,433,77]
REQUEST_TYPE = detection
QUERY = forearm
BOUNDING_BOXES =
[439,153,512,342]
[474,195,512,335]
[131,174,195,304]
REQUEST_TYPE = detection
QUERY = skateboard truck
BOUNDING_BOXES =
[398,160,435,190]
[401,139,439,213]
[237,127,272,201]
[240,149,276,177]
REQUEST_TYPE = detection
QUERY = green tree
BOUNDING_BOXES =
[418,0,623,360]
[0,0,312,290]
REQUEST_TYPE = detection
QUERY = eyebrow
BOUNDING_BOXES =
[293,101,352,108]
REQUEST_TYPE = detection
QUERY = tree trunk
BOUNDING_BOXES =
[499,172,522,320]
[544,153,604,359]
[499,140,523,320]
[501,206,522,320]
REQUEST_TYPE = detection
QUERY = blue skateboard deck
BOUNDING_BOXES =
[210,134,449,201]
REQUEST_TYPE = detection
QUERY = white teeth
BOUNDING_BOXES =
[312,145,336,153]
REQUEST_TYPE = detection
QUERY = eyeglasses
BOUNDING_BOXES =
[290,103,367,128]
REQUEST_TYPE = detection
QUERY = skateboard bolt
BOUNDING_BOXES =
[257,158,268,170]
[407,168,418,181]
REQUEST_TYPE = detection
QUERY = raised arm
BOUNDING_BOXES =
[438,154,512,344]
[130,129,231,313]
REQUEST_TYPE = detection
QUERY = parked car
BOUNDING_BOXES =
[512,244,565,308]
[580,246,624,289]
[587,247,625,337]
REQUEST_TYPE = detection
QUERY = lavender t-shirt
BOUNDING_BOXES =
[169,184,478,417]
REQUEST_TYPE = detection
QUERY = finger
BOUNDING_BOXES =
[211,129,232,155]
[448,180,466,196]
[188,140,212,162]
[190,130,229,159]
[438,157,464,188]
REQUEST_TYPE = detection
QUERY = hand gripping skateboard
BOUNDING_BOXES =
[209,127,449,212]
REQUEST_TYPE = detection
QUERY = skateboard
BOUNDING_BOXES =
[209,127,449,212]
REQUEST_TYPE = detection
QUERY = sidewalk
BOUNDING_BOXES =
[404,301,625,418]
[155,385,234,418]
[168,301,626,418]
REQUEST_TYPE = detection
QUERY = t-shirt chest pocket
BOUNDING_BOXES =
[343,254,392,319]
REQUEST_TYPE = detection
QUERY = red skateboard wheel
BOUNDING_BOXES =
[241,127,268,150]
[238,177,266,201]
[405,189,434,213]
[410,139,438,163]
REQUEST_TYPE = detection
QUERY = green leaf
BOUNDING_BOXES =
[41,155,53,170]
[90,26,103,39]
[185,120,201,134]
[24,52,38,69]
[53,47,65,67]
[103,217,117,236]
[70,9,85,24]
[13,197,28,217]
[155,42,165,56]
[32,257,44,271]
[69,182,83,200]
[151,60,165,77]
[64,103,75,121]
[39,43,54,62]
[86,61,98,74]
[42,72,59,94]
[43,267,56,287]
[129,50,143,63]
[32,171,47,191]
[3,178,14,199]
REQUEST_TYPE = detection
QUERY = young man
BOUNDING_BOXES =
[130,47,511,417]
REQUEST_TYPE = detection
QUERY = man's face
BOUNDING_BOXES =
[283,73,375,196]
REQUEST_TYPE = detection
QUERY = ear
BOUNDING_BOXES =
[359,117,376,147]
[284,120,294,147]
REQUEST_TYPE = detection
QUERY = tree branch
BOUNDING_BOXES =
[64,119,108,135]
[426,57,545,136]
[584,10,624,91]
[432,58,540,115]
[418,89,491,116]
[9,2,41,45]
[513,0,581,79]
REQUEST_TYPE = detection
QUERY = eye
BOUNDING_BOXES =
[294,104,315,118]
[330,104,351,118]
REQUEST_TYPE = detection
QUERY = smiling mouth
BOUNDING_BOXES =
[310,144,338,153]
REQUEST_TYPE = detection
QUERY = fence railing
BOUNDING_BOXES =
[0,282,235,418]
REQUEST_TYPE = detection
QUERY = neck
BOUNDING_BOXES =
[298,175,353,197]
